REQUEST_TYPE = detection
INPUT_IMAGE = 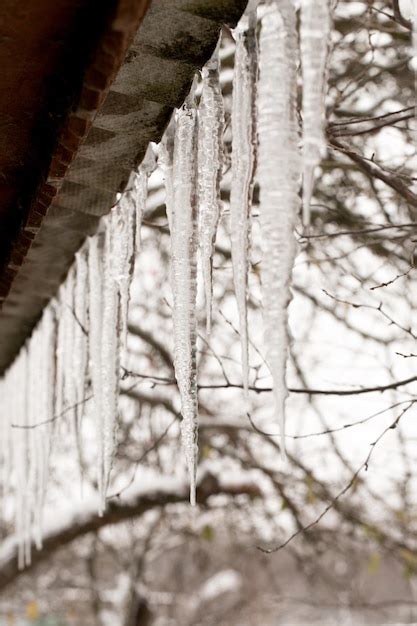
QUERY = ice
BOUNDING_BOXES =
[300,0,331,226]
[159,120,176,231]
[198,45,224,334]
[258,0,301,455]
[230,3,258,393]
[169,88,199,505]
[0,140,154,554]
[73,251,89,470]
[111,194,135,351]
[87,234,105,510]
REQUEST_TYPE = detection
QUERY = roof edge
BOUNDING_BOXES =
[0,0,151,306]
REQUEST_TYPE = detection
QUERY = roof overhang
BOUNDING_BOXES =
[0,0,248,373]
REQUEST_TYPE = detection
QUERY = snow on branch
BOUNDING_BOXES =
[0,473,260,592]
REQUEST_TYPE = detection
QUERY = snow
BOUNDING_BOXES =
[169,88,199,506]
[258,0,301,454]
[230,1,258,393]
[198,45,224,334]
[300,0,331,225]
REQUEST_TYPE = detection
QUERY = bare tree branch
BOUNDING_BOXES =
[0,474,260,593]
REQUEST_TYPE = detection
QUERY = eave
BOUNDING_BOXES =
[0,0,248,373]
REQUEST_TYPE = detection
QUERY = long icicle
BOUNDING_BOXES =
[413,0,417,148]
[14,348,29,569]
[133,145,156,253]
[159,120,176,231]
[88,234,105,512]
[112,195,136,353]
[230,2,258,393]
[198,45,224,334]
[0,147,152,553]
[258,0,301,456]
[35,307,56,548]
[170,88,199,505]
[300,0,331,226]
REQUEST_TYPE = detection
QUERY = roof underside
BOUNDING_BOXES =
[0,0,248,374]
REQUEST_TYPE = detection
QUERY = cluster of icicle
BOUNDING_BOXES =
[0,156,154,567]
[0,0,331,560]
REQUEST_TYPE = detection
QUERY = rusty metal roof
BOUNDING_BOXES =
[0,0,248,373]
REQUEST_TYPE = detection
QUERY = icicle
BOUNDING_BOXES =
[111,195,136,350]
[0,141,154,552]
[112,148,156,347]
[58,265,87,479]
[132,169,147,254]
[198,45,224,334]
[132,145,156,253]
[300,0,331,226]
[170,87,199,505]
[62,268,77,428]
[0,366,12,503]
[88,225,119,510]
[101,221,120,504]
[73,251,89,471]
[258,1,301,455]
[13,348,29,569]
[159,120,176,231]
[414,0,417,56]
[230,2,258,393]
[88,234,105,511]
[54,292,66,424]
[27,325,40,554]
